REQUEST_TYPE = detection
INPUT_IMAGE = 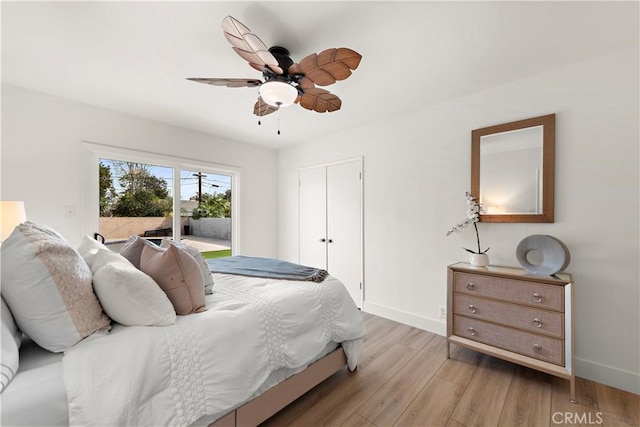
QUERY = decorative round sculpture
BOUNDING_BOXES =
[516,235,570,276]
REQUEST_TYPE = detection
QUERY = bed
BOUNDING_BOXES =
[1,225,365,427]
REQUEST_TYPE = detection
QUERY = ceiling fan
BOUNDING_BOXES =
[187,16,362,118]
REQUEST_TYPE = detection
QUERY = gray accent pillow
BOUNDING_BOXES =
[119,234,147,269]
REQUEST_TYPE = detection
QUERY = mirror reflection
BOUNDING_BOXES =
[480,125,543,214]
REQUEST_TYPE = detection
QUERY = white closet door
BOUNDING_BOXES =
[327,160,362,308]
[299,166,327,269]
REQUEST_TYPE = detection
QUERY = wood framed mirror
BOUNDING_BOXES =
[471,114,555,223]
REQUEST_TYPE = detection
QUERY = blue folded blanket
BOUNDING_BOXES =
[206,256,328,282]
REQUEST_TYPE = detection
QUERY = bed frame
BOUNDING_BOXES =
[209,347,348,427]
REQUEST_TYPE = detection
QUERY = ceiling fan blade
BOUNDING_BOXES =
[253,98,279,116]
[187,78,262,88]
[289,48,362,87]
[297,76,315,90]
[298,88,342,113]
[222,16,283,75]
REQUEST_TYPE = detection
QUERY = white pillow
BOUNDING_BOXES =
[0,222,111,353]
[161,238,214,295]
[1,298,21,393]
[77,234,110,269]
[91,250,176,326]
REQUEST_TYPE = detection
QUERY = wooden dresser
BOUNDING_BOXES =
[447,262,575,401]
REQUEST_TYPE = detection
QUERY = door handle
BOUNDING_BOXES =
[319,238,326,242]
[328,239,333,243]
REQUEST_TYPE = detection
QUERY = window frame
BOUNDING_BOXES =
[82,141,241,253]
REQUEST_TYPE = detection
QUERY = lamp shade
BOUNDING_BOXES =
[1,201,26,242]
[258,81,298,107]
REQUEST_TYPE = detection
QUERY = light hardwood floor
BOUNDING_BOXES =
[262,312,639,427]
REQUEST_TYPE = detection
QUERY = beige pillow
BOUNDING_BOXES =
[91,250,176,326]
[160,238,214,295]
[0,222,110,352]
[140,243,207,315]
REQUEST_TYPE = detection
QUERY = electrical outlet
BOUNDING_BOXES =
[439,305,446,319]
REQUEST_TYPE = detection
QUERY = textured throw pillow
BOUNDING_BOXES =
[0,222,110,352]
[1,298,21,393]
[91,250,176,326]
[119,234,148,269]
[77,234,110,269]
[140,243,207,315]
[161,238,214,295]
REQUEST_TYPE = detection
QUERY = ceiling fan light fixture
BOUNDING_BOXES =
[259,81,298,107]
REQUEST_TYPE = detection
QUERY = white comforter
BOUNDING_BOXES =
[62,273,365,427]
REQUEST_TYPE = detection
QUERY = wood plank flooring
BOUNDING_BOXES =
[262,312,639,427]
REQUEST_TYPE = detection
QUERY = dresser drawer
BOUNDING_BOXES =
[454,272,563,311]
[453,315,564,365]
[453,294,564,338]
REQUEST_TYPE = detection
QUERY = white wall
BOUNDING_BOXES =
[1,84,278,257]
[278,48,639,394]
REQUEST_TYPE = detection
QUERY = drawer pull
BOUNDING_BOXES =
[532,292,543,303]
[466,282,476,290]
[468,304,477,314]
[467,327,477,336]
[533,344,542,353]
[532,318,542,328]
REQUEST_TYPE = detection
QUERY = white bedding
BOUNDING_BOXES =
[62,273,365,426]
[1,338,68,426]
[1,338,338,427]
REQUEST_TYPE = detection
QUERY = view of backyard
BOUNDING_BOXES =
[98,159,232,256]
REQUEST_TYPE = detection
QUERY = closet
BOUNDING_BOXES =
[299,159,363,308]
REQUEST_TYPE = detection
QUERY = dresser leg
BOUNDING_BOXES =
[570,377,576,403]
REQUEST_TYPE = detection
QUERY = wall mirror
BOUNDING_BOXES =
[471,114,555,223]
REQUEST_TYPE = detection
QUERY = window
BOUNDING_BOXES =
[83,143,239,256]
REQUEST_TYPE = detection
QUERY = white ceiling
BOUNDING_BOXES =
[2,1,638,149]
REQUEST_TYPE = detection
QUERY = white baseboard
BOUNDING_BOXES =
[363,301,639,395]
[574,357,640,395]
[363,301,446,337]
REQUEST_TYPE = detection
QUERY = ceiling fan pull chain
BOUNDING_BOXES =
[257,97,262,126]
[276,101,282,135]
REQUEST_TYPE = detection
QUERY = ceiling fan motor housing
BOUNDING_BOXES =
[268,46,294,75]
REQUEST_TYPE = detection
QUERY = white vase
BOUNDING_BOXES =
[469,253,489,267]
